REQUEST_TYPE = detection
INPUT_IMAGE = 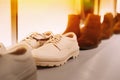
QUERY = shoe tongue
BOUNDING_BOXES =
[32,34,45,40]
[42,32,53,39]
[45,34,62,44]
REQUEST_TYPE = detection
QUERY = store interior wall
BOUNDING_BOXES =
[0,0,11,47]
[18,0,76,42]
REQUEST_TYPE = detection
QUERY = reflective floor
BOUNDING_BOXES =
[37,34,120,80]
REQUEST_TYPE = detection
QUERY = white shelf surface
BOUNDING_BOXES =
[37,34,120,80]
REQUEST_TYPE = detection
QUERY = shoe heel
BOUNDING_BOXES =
[72,50,80,59]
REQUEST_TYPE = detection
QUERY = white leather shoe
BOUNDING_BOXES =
[0,43,37,80]
[32,32,80,67]
[20,31,53,49]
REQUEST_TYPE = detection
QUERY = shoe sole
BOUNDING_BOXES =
[36,50,80,67]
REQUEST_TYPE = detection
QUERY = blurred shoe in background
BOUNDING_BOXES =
[113,13,120,34]
[0,43,37,80]
[63,14,81,38]
[78,14,101,50]
[101,13,114,39]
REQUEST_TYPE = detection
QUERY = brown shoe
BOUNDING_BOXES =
[78,14,101,50]
[113,13,120,34]
[113,13,120,24]
[63,14,80,38]
[113,21,120,34]
[101,13,114,39]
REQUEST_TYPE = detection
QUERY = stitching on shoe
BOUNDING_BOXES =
[53,44,61,51]
[10,47,27,55]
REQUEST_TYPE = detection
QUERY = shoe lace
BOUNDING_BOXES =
[45,34,62,51]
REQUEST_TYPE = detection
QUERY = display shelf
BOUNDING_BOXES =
[37,35,120,80]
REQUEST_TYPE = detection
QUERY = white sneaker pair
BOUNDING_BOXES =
[0,43,37,80]
[20,31,53,49]
[27,32,80,67]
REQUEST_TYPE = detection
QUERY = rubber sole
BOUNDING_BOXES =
[36,50,80,67]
